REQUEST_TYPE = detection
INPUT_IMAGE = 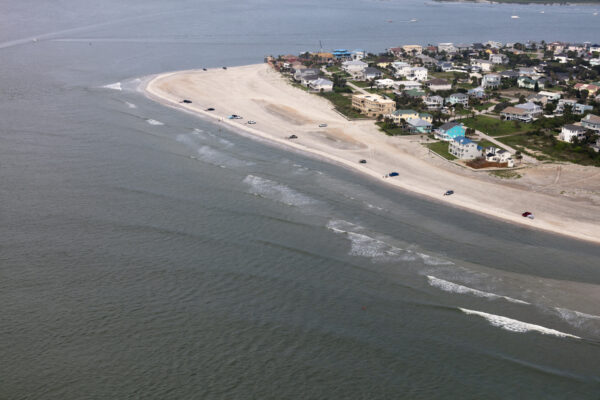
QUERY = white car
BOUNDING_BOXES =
[318,123,327,128]
[247,120,256,125]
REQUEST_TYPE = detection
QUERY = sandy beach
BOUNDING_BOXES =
[144,64,600,244]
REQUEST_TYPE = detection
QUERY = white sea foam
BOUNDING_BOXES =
[125,102,137,109]
[460,308,580,339]
[243,175,316,206]
[197,146,252,168]
[555,307,600,329]
[417,253,453,266]
[103,82,122,91]
[146,119,164,126]
[428,276,529,305]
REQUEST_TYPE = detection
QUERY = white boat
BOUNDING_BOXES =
[511,15,520,19]
[410,18,418,22]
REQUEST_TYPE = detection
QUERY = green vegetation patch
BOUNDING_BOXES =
[318,92,368,119]
[498,133,600,166]
[462,115,525,136]
[426,141,457,160]
[376,121,410,136]
[489,170,522,179]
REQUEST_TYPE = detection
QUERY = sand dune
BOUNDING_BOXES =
[144,64,600,244]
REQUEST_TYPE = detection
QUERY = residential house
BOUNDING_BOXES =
[590,58,600,67]
[403,45,423,55]
[590,44,600,53]
[406,118,433,134]
[426,78,452,92]
[415,54,438,67]
[435,122,466,141]
[393,81,422,91]
[581,114,600,132]
[308,78,333,92]
[362,67,383,81]
[342,59,368,78]
[518,67,538,76]
[574,83,599,95]
[455,43,472,52]
[404,89,426,98]
[485,147,514,167]
[439,62,454,72]
[538,91,561,102]
[301,75,319,87]
[449,137,483,160]
[556,99,593,115]
[515,102,542,117]
[559,124,588,143]
[518,76,545,90]
[485,41,503,49]
[500,70,519,79]
[389,109,433,124]
[438,43,457,53]
[482,73,501,88]
[391,61,413,78]
[501,106,536,122]
[468,87,486,99]
[375,78,397,89]
[388,47,404,57]
[446,93,469,107]
[351,94,396,117]
[333,49,352,60]
[424,95,444,110]
[471,59,494,72]
[489,54,508,64]
[410,67,429,81]
[294,68,319,82]
[351,49,366,60]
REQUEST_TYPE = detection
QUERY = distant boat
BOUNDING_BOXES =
[594,12,598,16]
[410,18,418,23]
[540,11,545,14]
[511,15,520,19]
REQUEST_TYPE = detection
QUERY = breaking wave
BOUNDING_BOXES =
[428,276,529,305]
[459,308,580,339]
[103,82,122,91]
[243,175,316,206]
[327,220,451,265]
[125,102,137,109]
[146,119,164,126]
[555,307,600,333]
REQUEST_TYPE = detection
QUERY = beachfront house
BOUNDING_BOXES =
[449,137,483,160]
[426,78,452,92]
[446,93,469,107]
[482,73,501,88]
[403,44,423,55]
[333,49,352,60]
[406,118,433,134]
[435,122,466,141]
[518,76,545,90]
[559,124,588,143]
[500,105,537,123]
[574,83,599,96]
[308,78,333,92]
[438,43,457,53]
[471,59,493,72]
[389,109,432,124]
[294,68,319,82]
[581,114,600,132]
[351,94,396,117]
[424,95,444,110]
[485,147,514,167]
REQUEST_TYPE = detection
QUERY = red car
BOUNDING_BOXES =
[522,212,534,219]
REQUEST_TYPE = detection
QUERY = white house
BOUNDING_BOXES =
[515,102,542,117]
[409,67,428,81]
[375,78,397,89]
[446,93,469,107]
[308,78,333,92]
[482,73,501,88]
[424,95,444,110]
[471,59,494,72]
[485,147,514,167]
[556,99,594,115]
[449,137,483,160]
[438,43,457,53]
[538,91,561,102]
[391,61,412,78]
[394,81,422,91]
[559,124,588,143]
[489,53,508,64]
[342,60,368,78]
[294,68,319,82]
[361,67,383,80]
[426,78,452,92]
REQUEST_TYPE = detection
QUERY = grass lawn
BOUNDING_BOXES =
[498,133,600,166]
[474,102,494,111]
[425,141,457,160]
[318,92,368,119]
[326,65,341,73]
[474,139,496,149]
[350,80,371,88]
[462,115,525,136]
[376,122,410,136]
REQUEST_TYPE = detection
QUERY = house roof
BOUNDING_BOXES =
[450,93,468,99]
[502,106,529,115]
[393,109,417,115]
[563,124,587,132]
[364,67,382,74]
[583,114,600,124]
[453,136,474,145]
[439,122,462,131]
[311,78,333,86]
[407,118,432,127]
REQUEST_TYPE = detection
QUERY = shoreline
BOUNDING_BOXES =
[142,64,600,245]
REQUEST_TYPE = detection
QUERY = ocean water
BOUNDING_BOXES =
[1,0,600,398]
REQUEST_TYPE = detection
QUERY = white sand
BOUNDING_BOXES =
[144,64,600,244]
